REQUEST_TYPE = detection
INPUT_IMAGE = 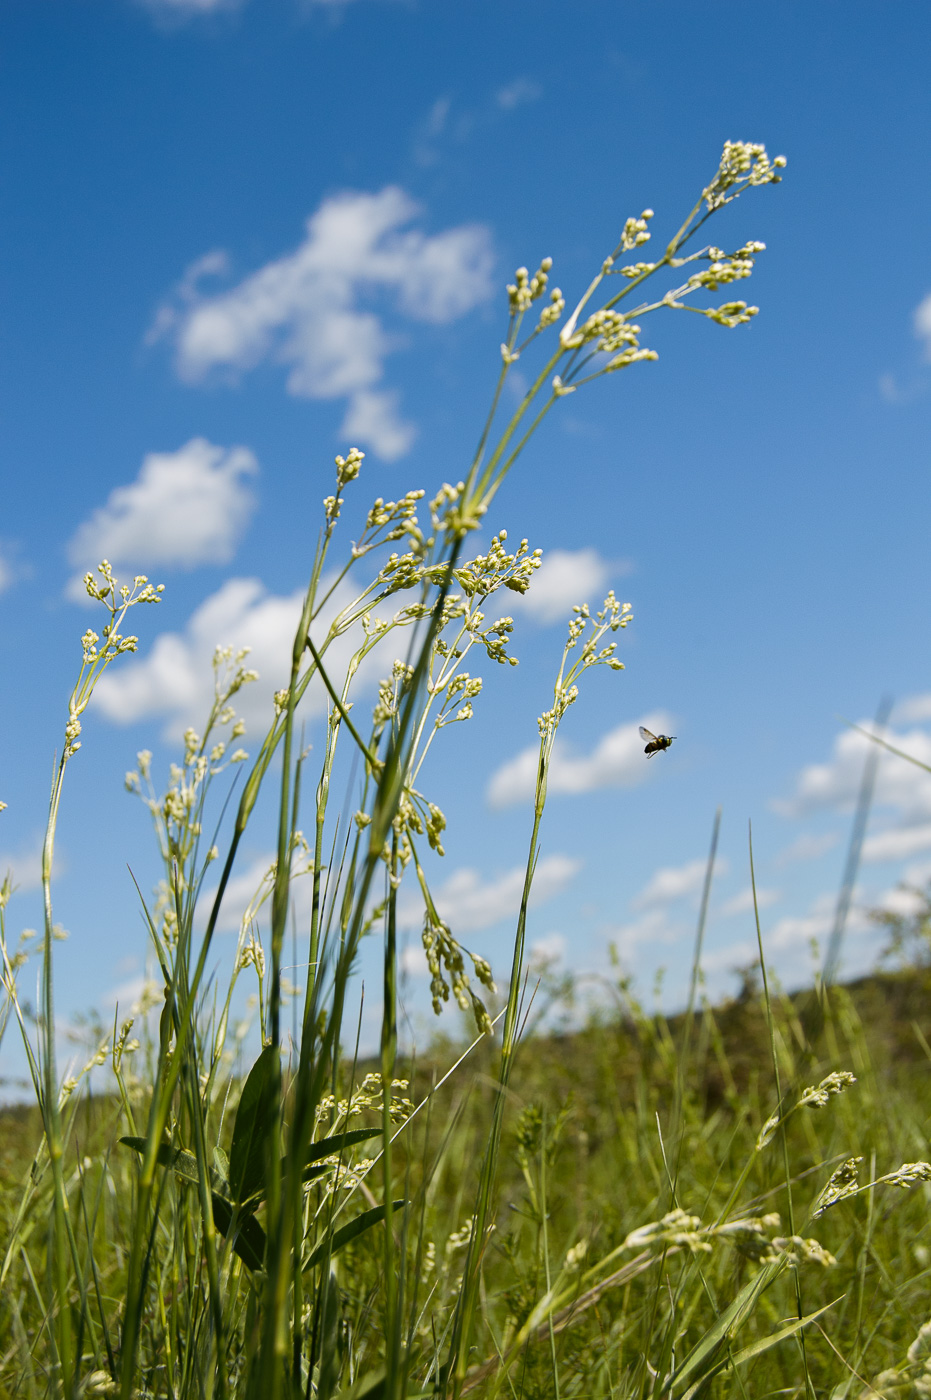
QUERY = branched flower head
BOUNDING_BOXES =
[800,1070,857,1108]
[507,257,553,314]
[812,1157,862,1217]
[702,140,786,212]
[620,209,654,251]
[538,593,631,738]
[421,909,496,1035]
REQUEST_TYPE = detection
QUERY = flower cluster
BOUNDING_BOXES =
[538,594,631,738]
[800,1069,857,1108]
[812,1156,863,1217]
[685,242,765,292]
[704,300,758,328]
[362,489,426,552]
[422,907,496,1033]
[620,209,654,252]
[455,531,542,598]
[313,1071,414,1132]
[619,1207,835,1269]
[507,257,553,314]
[858,1315,931,1398]
[702,140,786,212]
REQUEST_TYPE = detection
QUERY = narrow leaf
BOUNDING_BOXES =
[305,1200,406,1272]
[211,1193,267,1272]
[333,1367,386,1400]
[120,1137,266,1270]
[304,1126,383,1166]
[678,1297,841,1400]
[670,1259,784,1394]
[229,1044,279,1206]
[119,1136,200,1186]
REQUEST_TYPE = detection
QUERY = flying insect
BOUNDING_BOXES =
[639,726,676,758]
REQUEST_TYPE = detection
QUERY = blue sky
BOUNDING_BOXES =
[3,0,931,1079]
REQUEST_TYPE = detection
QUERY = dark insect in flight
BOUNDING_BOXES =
[639,726,676,758]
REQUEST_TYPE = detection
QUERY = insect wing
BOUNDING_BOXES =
[639,726,658,742]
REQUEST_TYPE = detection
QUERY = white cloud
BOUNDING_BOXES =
[779,723,931,823]
[401,943,428,977]
[412,97,452,168]
[202,853,276,934]
[151,187,493,459]
[93,577,301,738]
[495,78,542,110]
[895,693,931,724]
[0,833,46,893]
[606,907,684,963]
[488,714,671,808]
[701,891,842,977]
[719,886,778,918]
[512,548,626,624]
[915,292,931,360]
[528,932,566,967]
[633,855,729,909]
[90,568,433,742]
[773,831,839,866]
[67,439,257,596]
[862,823,931,863]
[0,543,16,595]
[91,570,393,741]
[340,389,415,460]
[396,853,581,935]
[139,0,241,17]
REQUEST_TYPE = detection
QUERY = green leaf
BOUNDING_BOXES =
[119,1136,266,1270]
[229,1045,279,1206]
[211,1193,267,1272]
[305,1200,406,1272]
[677,1297,841,1400]
[119,1136,200,1186]
[273,1128,383,1197]
[332,1367,386,1400]
[303,1126,383,1166]
[212,1144,230,1191]
[669,1259,784,1396]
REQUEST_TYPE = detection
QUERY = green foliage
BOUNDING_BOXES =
[11,139,924,1400]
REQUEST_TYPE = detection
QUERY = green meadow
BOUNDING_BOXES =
[4,141,931,1400]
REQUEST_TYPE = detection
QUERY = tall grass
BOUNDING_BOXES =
[6,139,931,1400]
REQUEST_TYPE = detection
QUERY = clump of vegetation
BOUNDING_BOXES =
[7,139,931,1400]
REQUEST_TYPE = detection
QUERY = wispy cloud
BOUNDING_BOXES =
[915,291,931,360]
[0,541,23,595]
[773,831,839,866]
[862,823,931,864]
[719,886,778,918]
[412,98,453,168]
[878,295,931,404]
[150,188,494,459]
[396,854,581,935]
[632,855,730,909]
[605,906,685,964]
[413,81,542,167]
[66,438,257,598]
[528,932,567,967]
[777,721,931,823]
[0,833,48,893]
[701,891,843,978]
[138,0,243,18]
[511,547,628,625]
[895,694,931,724]
[488,714,671,808]
[91,569,399,740]
[495,78,542,111]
